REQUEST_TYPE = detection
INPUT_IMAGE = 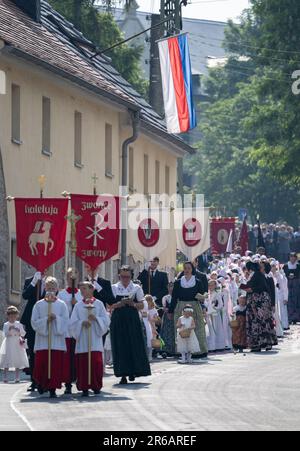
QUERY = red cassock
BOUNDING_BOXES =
[75,352,103,391]
[62,338,76,384]
[33,350,65,390]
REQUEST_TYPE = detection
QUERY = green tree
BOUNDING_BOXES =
[223,0,300,185]
[185,0,300,224]
[48,0,149,98]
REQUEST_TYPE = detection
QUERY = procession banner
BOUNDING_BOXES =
[175,208,210,260]
[127,208,169,262]
[14,198,69,272]
[237,216,249,256]
[71,194,120,271]
[211,218,236,255]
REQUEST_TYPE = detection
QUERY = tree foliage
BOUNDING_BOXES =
[186,0,300,225]
[48,0,149,98]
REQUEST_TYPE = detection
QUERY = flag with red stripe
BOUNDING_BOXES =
[158,34,197,134]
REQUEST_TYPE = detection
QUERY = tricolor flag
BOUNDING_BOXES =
[158,34,197,134]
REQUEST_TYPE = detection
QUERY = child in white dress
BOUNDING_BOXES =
[104,305,113,367]
[0,306,29,383]
[176,305,200,364]
[144,295,159,362]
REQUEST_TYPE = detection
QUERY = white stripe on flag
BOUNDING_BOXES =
[158,39,181,134]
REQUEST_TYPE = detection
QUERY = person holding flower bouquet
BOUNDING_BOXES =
[176,305,200,363]
[0,306,29,383]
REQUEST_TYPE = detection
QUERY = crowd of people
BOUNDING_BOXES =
[247,223,300,262]
[0,249,299,399]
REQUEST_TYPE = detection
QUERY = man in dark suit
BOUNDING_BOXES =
[197,253,211,274]
[138,257,169,307]
[84,264,115,306]
[21,269,49,392]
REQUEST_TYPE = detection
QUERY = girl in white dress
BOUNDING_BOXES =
[104,305,113,367]
[176,305,200,364]
[144,295,159,362]
[0,306,29,383]
[205,280,226,352]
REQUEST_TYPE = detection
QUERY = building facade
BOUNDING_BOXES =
[0,0,192,322]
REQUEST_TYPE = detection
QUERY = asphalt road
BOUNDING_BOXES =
[1,327,300,432]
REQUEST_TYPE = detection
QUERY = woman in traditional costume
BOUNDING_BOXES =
[110,266,151,385]
[284,253,300,325]
[243,262,277,352]
[168,262,208,358]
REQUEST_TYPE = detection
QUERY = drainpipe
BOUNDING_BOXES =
[121,110,140,265]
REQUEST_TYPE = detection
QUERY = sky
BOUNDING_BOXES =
[135,0,250,22]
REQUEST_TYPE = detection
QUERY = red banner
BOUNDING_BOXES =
[211,218,236,255]
[14,198,69,272]
[71,194,120,271]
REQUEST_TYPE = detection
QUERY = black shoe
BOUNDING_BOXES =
[199,353,208,359]
[82,391,89,397]
[265,346,273,352]
[120,377,128,385]
[27,383,37,392]
[37,385,45,395]
[251,348,261,353]
[64,384,72,395]
[129,376,135,382]
[49,390,57,399]
[93,389,101,395]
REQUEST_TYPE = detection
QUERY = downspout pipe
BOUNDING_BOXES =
[121,110,140,265]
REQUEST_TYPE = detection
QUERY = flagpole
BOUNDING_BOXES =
[37,175,46,304]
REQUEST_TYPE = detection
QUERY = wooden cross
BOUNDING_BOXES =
[92,173,98,195]
[38,175,46,199]
[65,209,82,253]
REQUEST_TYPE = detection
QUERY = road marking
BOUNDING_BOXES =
[10,386,35,432]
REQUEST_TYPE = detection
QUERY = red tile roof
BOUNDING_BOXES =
[0,0,137,107]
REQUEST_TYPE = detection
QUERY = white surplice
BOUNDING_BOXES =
[205,290,226,352]
[31,299,69,352]
[69,300,110,354]
[58,289,84,337]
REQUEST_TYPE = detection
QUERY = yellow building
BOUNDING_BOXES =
[0,0,193,315]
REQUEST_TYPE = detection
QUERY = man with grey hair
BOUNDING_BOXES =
[31,277,69,398]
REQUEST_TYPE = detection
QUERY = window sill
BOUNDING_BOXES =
[42,149,52,157]
[11,289,21,296]
[75,162,84,169]
[11,138,22,146]
[105,172,114,179]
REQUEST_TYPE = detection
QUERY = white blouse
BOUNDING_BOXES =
[112,281,144,302]
[180,276,196,289]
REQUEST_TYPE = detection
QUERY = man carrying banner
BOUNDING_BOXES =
[138,257,169,307]
[31,277,69,399]
[70,282,110,397]
[59,268,83,395]
[85,263,115,307]
[21,269,50,392]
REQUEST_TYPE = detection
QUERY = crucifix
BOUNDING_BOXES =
[65,209,82,307]
[92,173,98,196]
[38,174,46,199]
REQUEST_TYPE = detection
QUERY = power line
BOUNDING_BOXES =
[90,16,172,58]
[189,31,300,57]
[188,54,293,84]
[188,32,300,66]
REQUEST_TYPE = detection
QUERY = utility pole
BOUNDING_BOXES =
[149,1,186,114]
[148,1,187,198]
